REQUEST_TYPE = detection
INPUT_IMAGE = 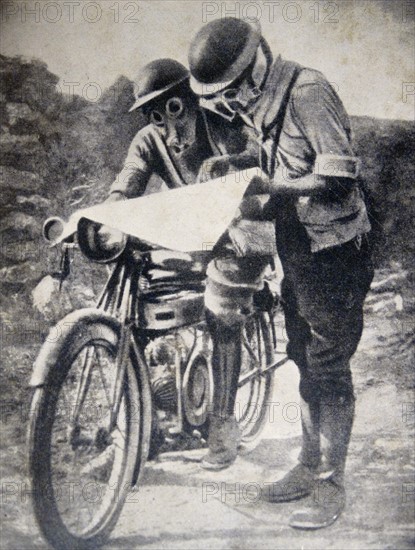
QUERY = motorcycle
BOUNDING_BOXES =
[27,207,288,549]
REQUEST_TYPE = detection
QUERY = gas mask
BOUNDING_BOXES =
[146,96,198,156]
[199,38,272,122]
[200,83,262,121]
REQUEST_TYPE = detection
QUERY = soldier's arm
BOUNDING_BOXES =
[108,127,155,201]
[98,128,156,248]
[249,170,355,198]
[264,79,359,197]
[198,111,260,181]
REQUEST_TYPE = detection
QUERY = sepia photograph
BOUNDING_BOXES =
[0,1,414,548]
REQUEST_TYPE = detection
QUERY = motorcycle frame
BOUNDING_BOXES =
[61,238,289,442]
[92,248,212,435]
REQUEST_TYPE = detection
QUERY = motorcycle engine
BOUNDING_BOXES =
[147,338,178,413]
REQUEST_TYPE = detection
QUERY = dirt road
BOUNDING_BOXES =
[1,267,414,549]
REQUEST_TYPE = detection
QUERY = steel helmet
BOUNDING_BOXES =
[129,59,189,112]
[188,18,261,96]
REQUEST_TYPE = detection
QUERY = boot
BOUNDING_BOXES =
[289,397,354,529]
[200,312,242,471]
[201,414,240,471]
[262,398,320,502]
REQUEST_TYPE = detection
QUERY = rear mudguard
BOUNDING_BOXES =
[30,308,121,387]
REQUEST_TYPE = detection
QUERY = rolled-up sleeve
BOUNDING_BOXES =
[109,127,154,198]
[291,79,360,179]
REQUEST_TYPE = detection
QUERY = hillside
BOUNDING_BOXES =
[0,54,145,305]
[352,115,415,268]
[1,56,413,303]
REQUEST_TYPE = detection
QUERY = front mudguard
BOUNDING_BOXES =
[30,307,121,387]
[30,307,152,485]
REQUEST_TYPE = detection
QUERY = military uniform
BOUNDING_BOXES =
[109,109,269,320]
[252,56,373,407]
[110,110,258,195]
[244,56,374,525]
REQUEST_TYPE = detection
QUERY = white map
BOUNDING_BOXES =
[56,168,265,252]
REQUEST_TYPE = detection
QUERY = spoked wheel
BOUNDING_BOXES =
[28,312,151,550]
[236,311,274,448]
[183,352,212,439]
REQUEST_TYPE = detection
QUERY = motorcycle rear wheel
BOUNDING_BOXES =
[236,311,274,448]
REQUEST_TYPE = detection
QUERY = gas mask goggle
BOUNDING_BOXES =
[146,97,185,127]
[145,95,197,155]
[199,85,261,122]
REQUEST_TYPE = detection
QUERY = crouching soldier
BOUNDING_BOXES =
[100,58,274,471]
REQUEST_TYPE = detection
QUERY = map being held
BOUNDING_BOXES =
[49,168,265,252]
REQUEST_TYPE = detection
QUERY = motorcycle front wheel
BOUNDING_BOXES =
[28,313,151,550]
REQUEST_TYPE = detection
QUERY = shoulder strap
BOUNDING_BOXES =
[261,66,302,177]
[262,66,302,143]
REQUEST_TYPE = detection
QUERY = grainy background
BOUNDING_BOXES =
[0,1,414,548]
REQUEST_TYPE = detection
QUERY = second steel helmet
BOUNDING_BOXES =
[129,59,189,112]
[188,18,261,95]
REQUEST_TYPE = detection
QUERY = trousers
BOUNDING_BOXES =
[275,205,374,404]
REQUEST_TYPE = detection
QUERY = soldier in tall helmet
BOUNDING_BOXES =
[189,18,374,529]
[100,58,274,472]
